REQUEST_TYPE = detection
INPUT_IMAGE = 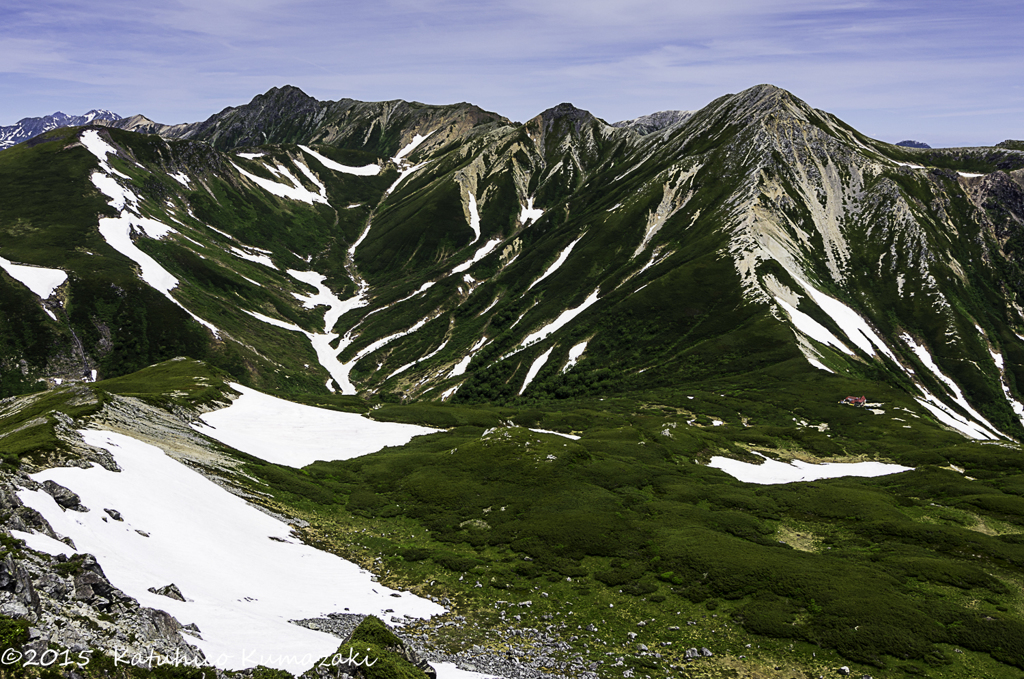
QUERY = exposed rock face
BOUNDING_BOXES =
[613,110,695,135]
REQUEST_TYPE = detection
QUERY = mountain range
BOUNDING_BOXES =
[0,110,121,150]
[1,84,1024,679]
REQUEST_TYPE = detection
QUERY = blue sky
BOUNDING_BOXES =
[1,0,1020,147]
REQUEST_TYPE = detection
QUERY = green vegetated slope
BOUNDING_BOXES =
[219,381,1024,678]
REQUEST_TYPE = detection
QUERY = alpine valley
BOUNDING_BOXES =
[1,84,1024,679]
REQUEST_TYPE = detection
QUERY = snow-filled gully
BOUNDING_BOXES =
[81,131,222,337]
[774,263,1010,441]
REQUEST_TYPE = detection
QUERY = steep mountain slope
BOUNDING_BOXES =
[0,110,120,149]
[4,84,1024,448]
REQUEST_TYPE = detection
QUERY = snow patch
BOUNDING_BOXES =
[20,429,443,673]
[394,134,430,162]
[775,298,853,355]
[80,130,130,179]
[0,257,67,298]
[527,428,580,441]
[901,333,1006,440]
[9,529,76,557]
[709,452,912,484]
[384,162,427,196]
[519,197,543,225]
[195,384,436,467]
[807,358,834,373]
[451,238,501,274]
[448,337,487,379]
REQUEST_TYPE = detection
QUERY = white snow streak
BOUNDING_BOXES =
[988,346,1024,426]
[448,337,487,379]
[245,271,370,393]
[80,130,130,179]
[244,310,303,333]
[232,163,327,205]
[169,172,191,187]
[562,341,588,373]
[528,237,582,291]
[90,171,220,338]
[794,278,898,362]
[521,290,600,347]
[519,347,554,395]
[384,162,427,196]
[299,145,380,176]
[775,298,852,355]
[527,428,580,441]
[467,193,481,244]
[807,358,835,373]
[901,333,1006,440]
[394,134,430,162]
[230,246,276,269]
[451,238,502,274]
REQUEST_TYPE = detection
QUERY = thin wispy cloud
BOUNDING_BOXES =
[1,0,1020,146]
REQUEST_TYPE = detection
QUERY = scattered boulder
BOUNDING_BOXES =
[103,508,123,521]
[41,481,87,512]
[147,583,186,601]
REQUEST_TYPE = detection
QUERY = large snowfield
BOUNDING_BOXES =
[18,429,445,673]
[194,384,437,467]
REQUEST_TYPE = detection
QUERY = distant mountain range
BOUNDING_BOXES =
[0,109,121,149]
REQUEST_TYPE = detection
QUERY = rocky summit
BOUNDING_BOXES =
[1,84,1024,679]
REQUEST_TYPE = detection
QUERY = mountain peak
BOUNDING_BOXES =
[527,103,597,140]
[537,103,593,125]
[248,85,317,109]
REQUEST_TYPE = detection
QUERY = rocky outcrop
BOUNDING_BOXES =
[0,470,203,663]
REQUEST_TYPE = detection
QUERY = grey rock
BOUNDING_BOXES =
[41,480,87,512]
[148,583,186,601]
